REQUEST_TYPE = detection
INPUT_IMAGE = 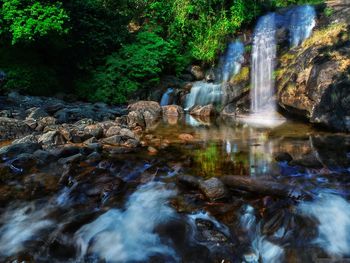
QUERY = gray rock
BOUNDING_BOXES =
[199,178,228,200]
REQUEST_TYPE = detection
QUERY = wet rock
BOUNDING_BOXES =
[49,145,81,158]
[23,118,38,129]
[274,152,293,163]
[190,104,215,116]
[147,146,158,155]
[190,65,205,80]
[26,107,49,120]
[105,125,122,137]
[120,128,138,140]
[199,178,228,200]
[0,117,32,140]
[162,105,184,116]
[86,152,102,164]
[178,133,194,142]
[84,124,103,139]
[289,153,323,168]
[24,172,59,192]
[84,137,98,144]
[177,174,202,188]
[0,142,41,159]
[12,134,38,144]
[58,153,84,165]
[38,131,66,147]
[33,150,56,164]
[127,101,162,129]
[11,153,38,170]
[102,135,123,146]
[0,110,12,118]
[36,116,57,131]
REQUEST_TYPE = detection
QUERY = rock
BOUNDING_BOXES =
[84,124,103,139]
[12,134,38,144]
[178,133,194,142]
[205,68,216,82]
[0,110,12,118]
[0,142,41,158]
[105,126,122,137]
[84,137,98,144]
[86,152,102,164]
[0,117,32,140]
[49,145,81,158]
[162,105,184,116]
[289,153,323,168]
[38,131,66,147]
[177,174,202,188]
[119,128,138,140]
[147,146,158,155]
[33,150,56,164]
[11,153,37,170]
[102,135,123,146]
[199,178,228,200]
[24,119,38,130]
[128,101,162,129]
[277,24,350,131]
[190,104,215,116]
[274,152,293,163]
[222,82,249,107]
[26,107,49,120]
[36,116,57,131]
[190,65,205,80]
[58,153,84,165]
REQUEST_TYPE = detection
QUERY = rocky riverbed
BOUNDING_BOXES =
[0,92,350,262]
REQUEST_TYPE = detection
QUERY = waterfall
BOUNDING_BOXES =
[185,82,222,110]
[288,5,316,47]
[219,41,245,83]
[185,40,244,110]
[251,13,277,114]
[160,88,174,106]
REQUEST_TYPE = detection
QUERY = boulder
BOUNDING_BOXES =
[162,105,184,116]
[26,107,49,120]
[38,131,66,147]
[190,65,205,80]
[0,117,32,140]
[105,126,122,137]
[127,101,162,129]
[84,124,103,139]
[0,142,41,159]
[190,104,215,117]
[277,24,350,131]
[10,153,37,170]
[199,178,228,200]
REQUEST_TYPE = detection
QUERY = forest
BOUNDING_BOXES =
[0,0,323,103]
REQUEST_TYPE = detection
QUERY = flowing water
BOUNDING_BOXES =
[185,40,244,110]
[1,115,350,262]
[160,88,174,106]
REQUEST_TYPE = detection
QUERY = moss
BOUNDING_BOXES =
[230,66,250,84]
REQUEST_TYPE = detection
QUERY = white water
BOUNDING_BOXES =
[185,40,244,110]
[219,41,245,83]
[251,13,277,114]
[299,193,350,257]
[288,5,316,47]
[160,88,174,106]
[0,203,54,257]
[185,82,222,110]
[75,182,178,262]
[240,205,284,263]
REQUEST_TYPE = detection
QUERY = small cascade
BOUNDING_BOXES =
[219,41,245,83]
[185,82,222,110]
[160,88,174,106]
[185,40,244,110]
[251,13,277,114]
[288,5,316,47]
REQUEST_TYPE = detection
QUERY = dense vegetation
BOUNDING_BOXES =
[0,0,324,103]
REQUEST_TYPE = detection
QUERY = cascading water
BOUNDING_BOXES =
[219,41,245,83]
[160,88,174,106]
[246,5,316,127]
[185,40,244,110]
[288,5,316,47]
[251,13,277,114]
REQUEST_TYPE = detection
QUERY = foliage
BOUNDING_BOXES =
[0,0,69,44]
[0,0,326,103]
[77,31,189,104]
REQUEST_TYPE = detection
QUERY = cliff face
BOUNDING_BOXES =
[276,18,350,131]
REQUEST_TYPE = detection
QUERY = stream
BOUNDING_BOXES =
[0,115,349,262]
